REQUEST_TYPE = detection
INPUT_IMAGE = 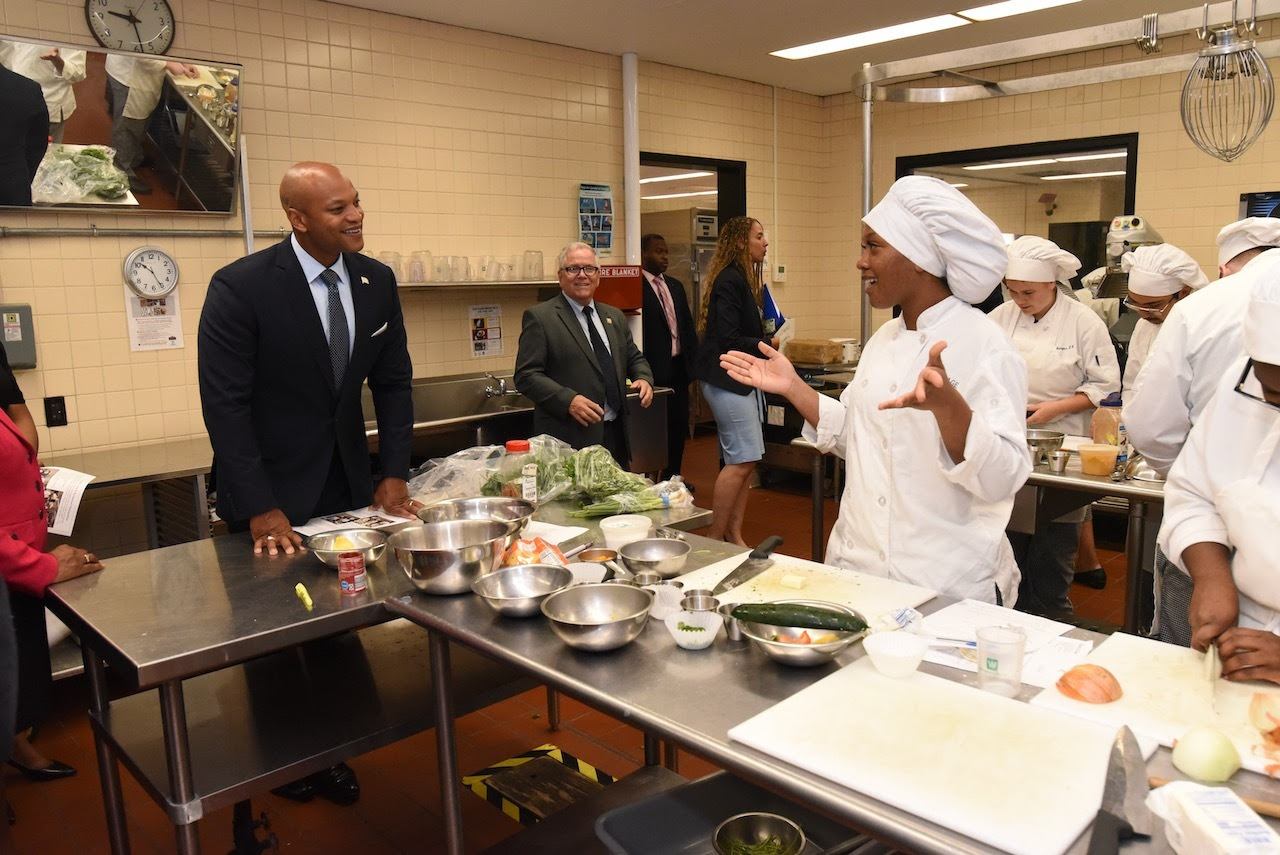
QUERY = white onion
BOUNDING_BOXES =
[1171,726,1242,782]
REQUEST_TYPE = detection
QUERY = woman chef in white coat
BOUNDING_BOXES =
[1159,273,1280,682]
[721,176,1030,604]
[1120,244,1208,394]
[990,236,1120,614]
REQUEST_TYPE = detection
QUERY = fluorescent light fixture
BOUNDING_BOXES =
[639,171,714,185]
[1040,170,1126,181]
[948,182,970,188]
[959,0,1081,22]
[1055,152,1127,162]
[772,14,968,60]
[963,158,1057,171]
[641,190,718,201]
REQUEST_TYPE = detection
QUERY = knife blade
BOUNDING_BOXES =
[1086,726,1153,855]
[1206,643,1221,711]
[711,535,783,596]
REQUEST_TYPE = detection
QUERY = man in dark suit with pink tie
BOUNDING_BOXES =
[641,233,699,480]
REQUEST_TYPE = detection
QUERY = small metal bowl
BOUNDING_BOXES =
[389,520,508,595]
[619,538,691,578]
[540,583,653,652]
[738,599,869,668]
[681,593,720,613]
[471,563,573,617]
[713,812,806,855]
[1026,429,1066,466]
[304,528,388,567]
[416,497,535,548]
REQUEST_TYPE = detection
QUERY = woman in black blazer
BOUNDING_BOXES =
[693,217,772,545]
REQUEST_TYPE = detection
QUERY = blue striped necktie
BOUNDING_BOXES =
[321,268,348,387]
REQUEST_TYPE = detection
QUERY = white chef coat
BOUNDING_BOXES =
[1125,251,1280,476]
[990,292,1120,437]
[104,54,170,120]
[803,296,1031,604]
[0,42,86,122]
[1122,317,1160,395]
[1160,362,1280,630]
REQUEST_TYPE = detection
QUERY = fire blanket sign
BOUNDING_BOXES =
[470,304,503,357]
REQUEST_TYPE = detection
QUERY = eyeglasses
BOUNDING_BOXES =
[1122,295,1177,316]
[561,265,600,276]
[1235,358,1280,412]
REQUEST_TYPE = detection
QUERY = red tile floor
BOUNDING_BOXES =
[4,430,1131,853]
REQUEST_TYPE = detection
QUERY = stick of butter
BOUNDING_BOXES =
[780,573,807,590]
[1164,784,1280,854]
[294,582,314,611]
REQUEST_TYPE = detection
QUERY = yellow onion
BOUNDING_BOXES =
[1172,726,1241,782]
[1056,664,1123,704]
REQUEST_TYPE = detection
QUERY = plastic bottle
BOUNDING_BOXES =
[503,439,537,502]
[1091,394,1123,445]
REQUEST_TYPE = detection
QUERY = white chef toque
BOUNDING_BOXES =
[1121,244,1209,296]
[1216,217,1280,267]
[863,175,1007,303]
[1245,271,1280,364]
[1005,235,1081,284]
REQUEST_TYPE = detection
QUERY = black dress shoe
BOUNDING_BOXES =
[1072,568,1107,590]
[312,762,360,806]
[270,776,316,803]
[7,759,77,782]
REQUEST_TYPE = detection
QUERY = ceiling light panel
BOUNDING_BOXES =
[1055,152,1127,162]
[1040,170,1126,181]
[958,0,1081,23]
[641,190,718,201]
[638,171,714,185]
[963,158,1058,171]
[772,15,969,60]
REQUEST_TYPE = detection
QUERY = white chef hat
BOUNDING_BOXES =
[1216,217,1280,267]
[1005,235,1081,284]
[863,175,1007,303]
[1121,244,1209,296]
[1245,268,1280,364]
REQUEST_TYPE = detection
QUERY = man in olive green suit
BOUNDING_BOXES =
[515,241,653,467]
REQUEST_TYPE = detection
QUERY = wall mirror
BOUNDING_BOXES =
[898,134,1139,288]
[0,35,242,214]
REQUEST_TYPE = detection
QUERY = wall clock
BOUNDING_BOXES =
[123,245,179,298]
[85,0,176,56]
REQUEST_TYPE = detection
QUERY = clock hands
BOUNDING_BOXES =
[108,8,140,24]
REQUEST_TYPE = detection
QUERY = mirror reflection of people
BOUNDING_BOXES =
[0,41,86,143]
[721,177,1030,604]
[0,64,48,207]
[1160,272,1280,683]
[103,54,199,195]
[991,236,1120,616]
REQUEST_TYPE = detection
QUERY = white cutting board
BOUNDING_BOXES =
[675,553,936,620]
[1032,632,1280,775]
[729,658,1118,855]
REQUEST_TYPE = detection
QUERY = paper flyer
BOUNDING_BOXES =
[126,287,185,352]
[578,183,613,254]
[293,508,412,537]
[40,466,95,537]
[469,304,503,357]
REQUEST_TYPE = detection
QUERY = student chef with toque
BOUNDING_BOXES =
[1158,273,1280,682]
[1125,218,1280,646]
[991,236,1120,615]
[720,176,1030,604]
[1120,244,1209,394]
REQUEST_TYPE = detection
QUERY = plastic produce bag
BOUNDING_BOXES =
[565,445,649,501]
[570,476,693,518]
[480,434,575,503]
[407,445,504,505]
[31,145,130,204]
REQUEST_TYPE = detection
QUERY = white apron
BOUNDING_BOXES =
[1218,418,1280,631]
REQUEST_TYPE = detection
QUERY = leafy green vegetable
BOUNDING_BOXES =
[677,621,705,632]
[724,836,786,855]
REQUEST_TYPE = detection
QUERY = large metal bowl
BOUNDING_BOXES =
[471,563,573,617]
[304,528,388,568]
[619,538,691,578]
[416,497,535,548]
[540,583,653,652]
[1026,429,1066,466]
[389,520,508,595]
[738,599,868,668]
[713,812,806,855]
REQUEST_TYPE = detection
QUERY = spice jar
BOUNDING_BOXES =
[502,439,537,502]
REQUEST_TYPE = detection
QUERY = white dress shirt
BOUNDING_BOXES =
[291,234,355,357]
[803,297,1030,604]
[990,293,1120,437]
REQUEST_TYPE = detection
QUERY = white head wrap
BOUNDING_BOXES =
[1121,244,1209,296]
[1245,266,1280,364]
[863,176,1007,303]
[1005,235,1081,284]
[1216,217,1280,268]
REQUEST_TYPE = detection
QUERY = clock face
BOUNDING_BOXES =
[124,246,179,298]
[85,0,176,56]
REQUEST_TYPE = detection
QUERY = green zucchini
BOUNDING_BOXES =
[730,602,868,633]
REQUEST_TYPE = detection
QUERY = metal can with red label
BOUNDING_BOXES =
[337,552,367,594]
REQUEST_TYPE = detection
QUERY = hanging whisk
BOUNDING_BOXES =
[1181,0,1274,162]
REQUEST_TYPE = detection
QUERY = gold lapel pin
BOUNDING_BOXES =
[606,318,613,324]
[360,276,370,284]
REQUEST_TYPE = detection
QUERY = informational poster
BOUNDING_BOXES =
[126,287,184,351]
[578,182,613,254]
[469,304,503,357]
[40,466,95,537]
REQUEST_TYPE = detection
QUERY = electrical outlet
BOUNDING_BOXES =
[44,396,67,427]
[774,264,787,282]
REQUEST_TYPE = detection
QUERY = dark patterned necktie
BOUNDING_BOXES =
[321,268,348,387]
[582,305,622,414]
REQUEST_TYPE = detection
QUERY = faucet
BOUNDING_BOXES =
[484,372,519,397]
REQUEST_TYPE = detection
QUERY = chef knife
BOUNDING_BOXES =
[1206,643,1221,711]
[712,535,783,596]
[1086,725,1153,855]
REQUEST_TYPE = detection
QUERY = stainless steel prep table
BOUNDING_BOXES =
[42,501,711,854]
[388,530,1280,855]
[1015,457,1165,633]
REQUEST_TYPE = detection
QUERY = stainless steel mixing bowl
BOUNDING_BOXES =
[619,538,691,578]
[304,528,388,567]
[540,583,653,652]
[713,812,805,855]
[389,520,508,594]
[416,497,535,548]
[471,563,573,617]
[1026,429,1066,466]
[738,599,868,668]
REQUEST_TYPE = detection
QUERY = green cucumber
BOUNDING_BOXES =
[730,602,868,633]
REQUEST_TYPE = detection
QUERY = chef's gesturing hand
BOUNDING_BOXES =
[720,341,799,395]
[879,341,973,464]
[250,508,305,555]
[568,394,605,427]
[1217,628,1280,684]
[372,477,421,519]
[629,379,654,408]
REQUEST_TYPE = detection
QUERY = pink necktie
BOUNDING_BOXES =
[652,275,680,357]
